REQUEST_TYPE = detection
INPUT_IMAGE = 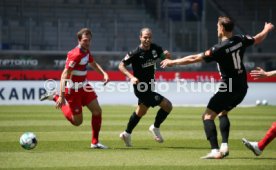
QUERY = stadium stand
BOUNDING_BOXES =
[0,0,171,51]
[212,0,276,53]
[0,0,275,71]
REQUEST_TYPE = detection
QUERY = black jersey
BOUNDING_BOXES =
[122,43,164,83]
[203,34,255,90]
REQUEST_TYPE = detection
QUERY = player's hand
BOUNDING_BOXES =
[103,72,109,86]
[160,59,174,68]
[56,96,66,109]
[163,50,171,59]
[250,67,267,80]
[130,77,139,85]
[264,22,274,32]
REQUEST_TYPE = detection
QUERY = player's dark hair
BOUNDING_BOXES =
[218,16,234,32]
[140,27,152,36]
[77,28,92,40]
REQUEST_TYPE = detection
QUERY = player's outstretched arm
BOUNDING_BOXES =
[253,22,274,45]
[250,67,276,79]
[90,61,109,85]
[56,68,70,109]
[118,61,139,85]
[160,53,203,68]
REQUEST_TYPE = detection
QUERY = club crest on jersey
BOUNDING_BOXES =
[152,50,158,58]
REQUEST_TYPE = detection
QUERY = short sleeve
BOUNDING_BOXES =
[241,35,255,47]
[122,51,135,66]
[202,46,219,63]
[65,52,80,70]
[89,53,94,63]
[156,45,164,57]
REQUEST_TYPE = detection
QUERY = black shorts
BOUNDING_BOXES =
[207,88,247,114]
[135,91,164,107]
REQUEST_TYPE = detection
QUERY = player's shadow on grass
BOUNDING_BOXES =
[228,157,276,160]
[112,147,152,150]
[166,146,207,150]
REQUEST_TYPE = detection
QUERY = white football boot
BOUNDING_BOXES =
[219,143,229,158]
[91,142,108,149]
[119,131,132,147]
[201,149,224,159]
[40,89,57,101]
[242,138,262,156]
[149,124,164,143]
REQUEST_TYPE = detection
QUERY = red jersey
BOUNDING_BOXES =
[65,46,94,83]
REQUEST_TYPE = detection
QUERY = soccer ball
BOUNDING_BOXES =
[255,100,261,106]
[262,99,268,106]
[19,132,38,150]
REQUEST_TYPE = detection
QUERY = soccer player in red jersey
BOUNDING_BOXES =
[41,28,109,149]
[242,67,276,156]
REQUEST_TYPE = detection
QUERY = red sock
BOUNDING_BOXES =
[91,115,102,144]
[53,95,59,102]
[53,95,74,124]
[258,122,276,150]
[61,105,75,124]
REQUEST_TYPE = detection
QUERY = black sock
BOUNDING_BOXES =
[125,112,141,134]
[203,119,219,149]
[154,108,170,128]
[219,115,230,143]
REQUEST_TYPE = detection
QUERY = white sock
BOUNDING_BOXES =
[221,143,228,148]
[211,149,219,153]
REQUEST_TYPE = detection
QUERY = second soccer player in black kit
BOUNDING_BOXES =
[119,28,173,147]
[161,16,274,159]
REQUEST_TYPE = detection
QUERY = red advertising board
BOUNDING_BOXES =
[1,70,276,82]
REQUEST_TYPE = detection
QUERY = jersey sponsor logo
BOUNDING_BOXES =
[139,55,144,59]
[69,61,76,68]
[152,50,158,58]
[141,59,155,68]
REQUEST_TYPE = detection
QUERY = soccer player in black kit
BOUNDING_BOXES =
[118,28,173,147]
[161,16,274,159]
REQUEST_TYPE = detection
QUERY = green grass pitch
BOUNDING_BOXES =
[0,105,275,170]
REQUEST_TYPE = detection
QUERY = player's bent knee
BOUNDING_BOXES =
[161,99,173,113]
[166,100,173,112]
[71,119,83,126]
[92,110,102,116]
[271,122,276,130]
[202,108,217,120]
[202,113,216,120]
[74,121,82,126]
[72,114,83,126]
